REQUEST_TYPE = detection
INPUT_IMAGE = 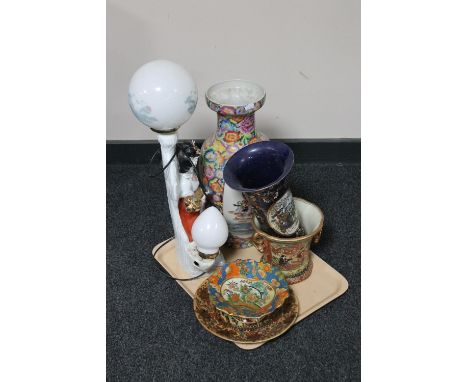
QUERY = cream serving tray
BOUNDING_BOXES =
[153,240,348,350]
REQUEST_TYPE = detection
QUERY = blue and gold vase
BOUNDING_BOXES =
[199,80,268,248]
[223,141,305,238]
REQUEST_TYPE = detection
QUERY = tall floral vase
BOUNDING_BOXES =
[199,79,268,248]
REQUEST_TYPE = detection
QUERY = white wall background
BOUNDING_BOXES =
[107,0,360,140]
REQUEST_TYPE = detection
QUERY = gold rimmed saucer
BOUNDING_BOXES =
[193,280,299,344]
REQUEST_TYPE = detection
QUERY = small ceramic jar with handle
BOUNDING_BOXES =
[251,198,324,285]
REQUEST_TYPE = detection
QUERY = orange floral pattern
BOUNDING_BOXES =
[224,131,241,143]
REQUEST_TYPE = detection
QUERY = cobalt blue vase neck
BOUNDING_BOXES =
[224,141,304,238]
[223,141,294,193]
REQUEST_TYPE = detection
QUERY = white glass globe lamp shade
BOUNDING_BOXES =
[192,207,229,255]
[128,60,198,134]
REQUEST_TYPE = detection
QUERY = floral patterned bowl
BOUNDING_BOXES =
[207,259,289,327]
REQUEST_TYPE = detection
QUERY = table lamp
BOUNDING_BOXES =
[128,60,199,275]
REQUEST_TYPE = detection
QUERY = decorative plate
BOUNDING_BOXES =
[207,259,289,320]
[194,280,298,344]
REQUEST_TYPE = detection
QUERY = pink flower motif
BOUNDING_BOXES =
[205,166,215,179]
[220,106,235,115]
[238,116,254,133]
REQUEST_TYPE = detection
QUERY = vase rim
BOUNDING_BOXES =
[224,141,294,193]
[251,197,324,243]
[205,79,266,115]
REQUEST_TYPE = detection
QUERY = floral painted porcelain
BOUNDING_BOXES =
[207,259,289,327]
[194,279,298,343]
[199,80,268,248]
[252,197,324,284]
[223,141,305,238]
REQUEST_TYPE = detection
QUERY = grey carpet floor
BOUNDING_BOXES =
[107,162,360,382]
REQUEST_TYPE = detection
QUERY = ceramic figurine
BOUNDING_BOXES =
[199,79,268,248]
[177,142,204,241]
[251,197,324,284]
[223,141,305,238]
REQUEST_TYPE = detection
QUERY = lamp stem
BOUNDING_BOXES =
[157,133,199,276]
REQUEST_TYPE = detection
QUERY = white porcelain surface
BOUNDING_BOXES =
[206,79,265,107]
[187,241,225,272]
[192,207,229,254]
[128,60,198,131]
[158,134,199,275]
[296,198,323,234]
[222,183,253,247]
